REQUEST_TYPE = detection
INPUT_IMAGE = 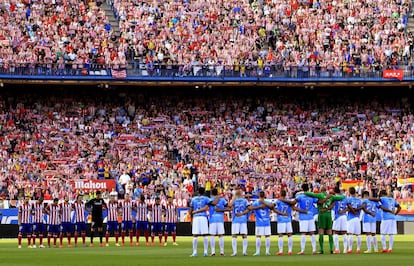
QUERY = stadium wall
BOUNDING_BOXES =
[0,222,404,239]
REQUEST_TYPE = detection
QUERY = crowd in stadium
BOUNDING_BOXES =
[0,0,126,75]
[0,0,413,76]
[0,89,413,202]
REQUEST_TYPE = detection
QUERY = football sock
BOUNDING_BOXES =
[265,237,270,254]
[192,237,198,254]
[311,235,316,252]
[255,237,261,254]
[329,235,333,252]
[357,235,361,250]
[232,238,237,254]
[319,234,324,252]
[373,235,378,250]
[278,237,283,252]
[381,235,386,250]
[203,236,208,254]
[300,235,306,252]
[219,236,224,254]
[210,236,215,254]
[242,238,248,254]
[343,235,348,252]
[348,235,353,250]
[366,235,371,251]
[333,234,339,250]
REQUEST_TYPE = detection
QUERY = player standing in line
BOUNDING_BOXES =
[305,186,345,254]
[361,191,380,253]
[346,187,363,254]
[189,187,211,257]
[164,196,178,246]
[73,194,87,247]
[274,190,297,256]
[209,188,227,256]
[86,191,107,247]
[229,189,249,256]
[247,191,273,256]
[60,196,74,248]
[32,197,46,248]
[119,193,135,246]
[379,190,401,253]
[18,196,33,248]
[149,196,165,246]
[45,198,61,248]
[294,184,318,255]
[105,194,120,246]
[332,186,348,254]
[135,194,150,246]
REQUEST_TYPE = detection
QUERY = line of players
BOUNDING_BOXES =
[17,191,178,248]
[189,184,401,257]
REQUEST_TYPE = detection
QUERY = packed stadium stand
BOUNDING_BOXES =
[0,86,413,202]
[0,0,413,79]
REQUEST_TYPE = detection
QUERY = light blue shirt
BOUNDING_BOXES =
[346,196,362,220]
[232,198,249,224]
[209,197,227,223]
[380,197,400,221]
[190,196,211,217]
[362,199,379,223]
[333,198,347,220]
[275,200,292,223]
[296,193,318,221]
[252,200,271,227]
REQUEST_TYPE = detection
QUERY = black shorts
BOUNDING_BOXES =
[91,219,103,229]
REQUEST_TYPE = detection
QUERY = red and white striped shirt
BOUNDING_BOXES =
[119,200,134,221]
[19,203,32,224]
[135,201,148,222]
[150,204,164,223]
[73,202,86,223]
[60,202,73,223]
[32,202,44,223]
[107,201,119,222]
[165,204,177,223]
[47,204,61,225]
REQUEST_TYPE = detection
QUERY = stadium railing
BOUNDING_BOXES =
[0,63,413,82]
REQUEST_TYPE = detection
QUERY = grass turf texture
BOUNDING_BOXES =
[0,235,413,266]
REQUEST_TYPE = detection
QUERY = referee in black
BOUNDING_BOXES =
[86,191,107,247]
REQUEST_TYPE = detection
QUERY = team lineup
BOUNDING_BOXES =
[17,184,401,257]
[18,191,178,248]
[189,184,401,257]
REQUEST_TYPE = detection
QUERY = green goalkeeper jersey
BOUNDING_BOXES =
[304,192,345,214]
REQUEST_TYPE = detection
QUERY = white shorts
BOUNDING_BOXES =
[192,216,209,235]
[209,222,225,235]
[333,216,348,232]
[347,218,361,235]
[380,220,397,235]
[299,219,316,233]
[277,222,293,234]
[231,223,247,235]
[255,226,271,236]
[363,222,376,234]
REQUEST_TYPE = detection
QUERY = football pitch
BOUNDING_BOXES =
[0,235,413,266]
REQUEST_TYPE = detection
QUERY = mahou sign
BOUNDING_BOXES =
[71,179,116,192]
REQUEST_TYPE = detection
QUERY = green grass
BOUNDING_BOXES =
[0,235,413,266]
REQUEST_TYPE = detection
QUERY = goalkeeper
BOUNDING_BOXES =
[305,186,345,254]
